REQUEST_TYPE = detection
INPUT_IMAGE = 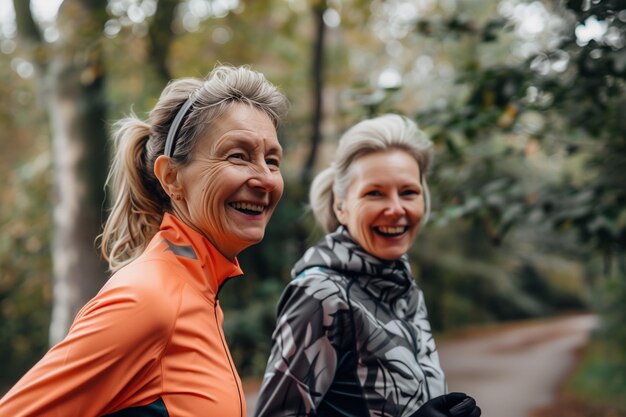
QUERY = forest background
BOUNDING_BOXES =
[0,0,625,410]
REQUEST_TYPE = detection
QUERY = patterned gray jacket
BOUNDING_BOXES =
[254,227,447,417]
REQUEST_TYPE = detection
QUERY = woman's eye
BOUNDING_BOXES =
[365,190,382,197]
[401,189,421,196]
[228,153,246,160]
[266,158,281,167]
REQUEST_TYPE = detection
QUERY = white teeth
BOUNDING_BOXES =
[231,202,264,212]
[377,226,406,234]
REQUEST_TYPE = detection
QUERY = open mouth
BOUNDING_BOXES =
[374,226,408,237]
[229,202,265,215]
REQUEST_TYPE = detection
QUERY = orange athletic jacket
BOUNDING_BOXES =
[0,213,246,417]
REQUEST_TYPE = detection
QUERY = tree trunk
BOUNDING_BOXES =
[46,0,109,344]
[14,0,109,345]
[302,2,326,185]
[147,0,181,83]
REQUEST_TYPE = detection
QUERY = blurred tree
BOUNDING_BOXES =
[146,0,180,82]
[0,149,52,391]
[11,0,184,345]
[405,0,626,280]
[13,0,110,344]
[302,0,327,185]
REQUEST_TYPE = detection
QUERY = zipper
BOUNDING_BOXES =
[215,275,244,417]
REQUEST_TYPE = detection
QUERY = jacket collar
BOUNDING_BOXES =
[291,226,415,303]
[158,213,243,297]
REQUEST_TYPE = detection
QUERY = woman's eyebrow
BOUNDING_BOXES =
[266,144,283,157]
[216,134,283,157]
[361,181,421,188]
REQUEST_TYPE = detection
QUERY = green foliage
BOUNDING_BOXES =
[397,0,625,266]
[568,339,626,412]
[0,42,53,390]
[413,219,589,331]
[0,150,53,391]
[597,275,626,373]
[221,278,284,378]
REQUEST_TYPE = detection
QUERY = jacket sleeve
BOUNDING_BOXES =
[254,272,348,417]
[0,276,178,417]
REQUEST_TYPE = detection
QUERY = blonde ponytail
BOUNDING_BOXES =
[99,115,167,272]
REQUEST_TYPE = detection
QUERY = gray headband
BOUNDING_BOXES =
[164,95,196,158]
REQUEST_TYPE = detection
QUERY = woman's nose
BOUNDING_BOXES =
[247,164,281,192]
[384,194,404,217]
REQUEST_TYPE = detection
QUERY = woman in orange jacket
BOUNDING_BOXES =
[0,64,288,417]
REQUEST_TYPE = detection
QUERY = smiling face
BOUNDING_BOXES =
[334,150,424,260]
[176,103,284,260]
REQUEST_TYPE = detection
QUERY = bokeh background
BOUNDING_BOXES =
[0,0,625,414]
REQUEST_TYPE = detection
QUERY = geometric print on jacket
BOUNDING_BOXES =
[254,226,447,417]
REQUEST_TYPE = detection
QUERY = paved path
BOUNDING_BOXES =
[245,314,598,417]
[438,314,598,417]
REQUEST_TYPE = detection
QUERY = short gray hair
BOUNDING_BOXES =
[309,114,433,233]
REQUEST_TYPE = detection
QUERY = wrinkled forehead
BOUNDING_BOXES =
[192,104,281,157]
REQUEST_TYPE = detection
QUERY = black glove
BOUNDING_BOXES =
[413,392,481,417]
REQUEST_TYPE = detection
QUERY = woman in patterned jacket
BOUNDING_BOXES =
[255,114,480,417]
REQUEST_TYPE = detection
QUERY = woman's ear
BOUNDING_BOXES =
[154,155,183,199]
[334,200,347,225]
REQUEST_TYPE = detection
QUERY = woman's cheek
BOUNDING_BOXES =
[200,193,219,222]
